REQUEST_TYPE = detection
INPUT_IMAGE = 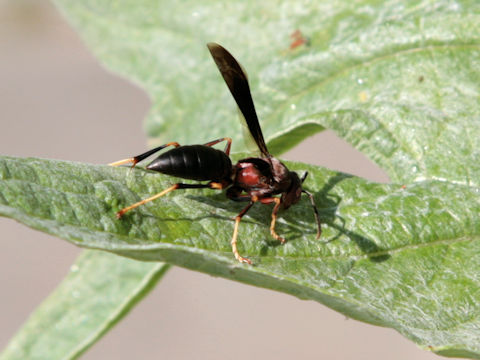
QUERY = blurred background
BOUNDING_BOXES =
[0,1,444,359]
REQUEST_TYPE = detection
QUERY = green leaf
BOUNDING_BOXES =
[0,156,480,357]
[4,0,480,358]
[0,250,169,360]
[53,0,480,184]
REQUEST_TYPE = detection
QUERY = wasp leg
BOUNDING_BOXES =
[202,137,233,155]
[300,173,322,239]
[109,142,181,168]
[116,181,223,218]
[259,197,285,244]
[231,200,255,264]
[302,190,322,239]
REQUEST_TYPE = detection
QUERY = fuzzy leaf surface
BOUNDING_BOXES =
[3,0,480,358]
[53,0,480,185]
[0,156,479,357]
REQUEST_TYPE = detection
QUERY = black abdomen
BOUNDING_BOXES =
[146,145,232,181]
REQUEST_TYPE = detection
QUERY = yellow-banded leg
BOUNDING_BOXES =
[116,181,226,218]
[202,137,232,155]
[231,200,255,264]
[269,197,285,244]
[229,196,286,264]
[259,197,285,244]
[109,142,181,168]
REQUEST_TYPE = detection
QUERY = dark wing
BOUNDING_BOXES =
[207,42,270,157]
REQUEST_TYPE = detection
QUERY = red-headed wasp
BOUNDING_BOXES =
[110,43,321,264]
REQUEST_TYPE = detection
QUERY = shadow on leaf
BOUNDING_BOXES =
[316,172,390,262]
[180,171,391,262]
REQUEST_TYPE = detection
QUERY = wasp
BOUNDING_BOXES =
[110,43,321,264]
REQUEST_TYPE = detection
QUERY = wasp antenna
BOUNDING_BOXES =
[301,171,309,183]
[302,189,321,239]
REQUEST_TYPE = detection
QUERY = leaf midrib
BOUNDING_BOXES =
[5,193,473,263]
